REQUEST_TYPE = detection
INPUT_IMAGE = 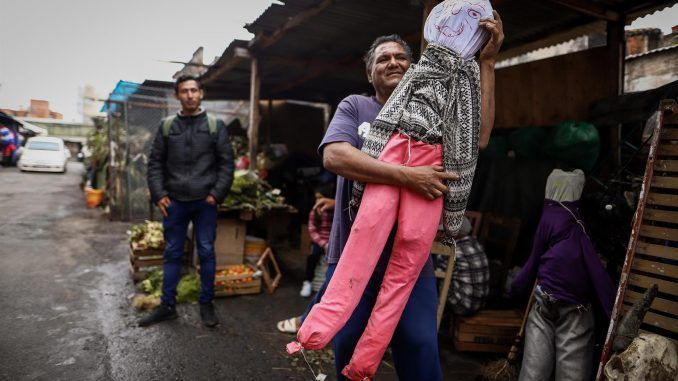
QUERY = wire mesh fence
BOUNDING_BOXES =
[104,84,248,221]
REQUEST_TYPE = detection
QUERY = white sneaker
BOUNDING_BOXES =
[300,281,312,297]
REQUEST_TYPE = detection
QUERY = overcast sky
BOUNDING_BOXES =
[0,0,274,121]
[1,1,676,122]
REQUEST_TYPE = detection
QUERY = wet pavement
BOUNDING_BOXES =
[0,162,486,381]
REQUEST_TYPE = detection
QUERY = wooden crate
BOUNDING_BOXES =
[129,242,163,281]
[212,264,262,297]
[128,257,163,281]
[453,310,522,353]
[129,244,163,264]
[130,241,164,257]
[128,240,191,281]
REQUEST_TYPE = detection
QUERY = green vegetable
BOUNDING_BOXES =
[176,273,201,303]
[142,269,163,297]
[139,269,200,304]
[223,170,289,216]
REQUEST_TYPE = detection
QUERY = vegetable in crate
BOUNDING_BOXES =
[128,220,165,249]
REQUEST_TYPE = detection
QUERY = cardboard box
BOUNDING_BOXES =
[214,219,246,267]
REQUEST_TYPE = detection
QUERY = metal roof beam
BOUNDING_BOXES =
[201,47,251,85]
[269,55,357,95]
[549,0,620,22]
[249,0,335,51]
[267,28,421,95]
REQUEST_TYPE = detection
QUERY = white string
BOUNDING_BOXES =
[556,200,587,235]
[300,349,318,380]
[406,133,412,165]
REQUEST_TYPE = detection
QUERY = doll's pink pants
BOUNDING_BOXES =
[288,132,444,380]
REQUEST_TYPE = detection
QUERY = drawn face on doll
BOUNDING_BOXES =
[432,0,489,41]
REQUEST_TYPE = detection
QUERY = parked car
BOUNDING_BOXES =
[17,137,70,173]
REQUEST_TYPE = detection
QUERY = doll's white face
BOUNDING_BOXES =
[431,0,491,42]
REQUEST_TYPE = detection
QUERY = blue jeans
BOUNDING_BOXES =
[303,260,442,381]
[161,199,217,306]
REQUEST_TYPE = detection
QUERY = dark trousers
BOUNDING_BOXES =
[305,243,324,282]
[302,261,442,381]
[161,199,217,306]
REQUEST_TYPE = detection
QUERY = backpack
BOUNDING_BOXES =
[161,113,217,137]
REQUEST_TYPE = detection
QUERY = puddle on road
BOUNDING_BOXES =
[55,357,76,366]
[89,261,163,379]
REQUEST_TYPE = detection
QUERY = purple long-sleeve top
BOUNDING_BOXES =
[511,200,616,318]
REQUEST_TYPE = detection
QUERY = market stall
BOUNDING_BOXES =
[126,167,292,309]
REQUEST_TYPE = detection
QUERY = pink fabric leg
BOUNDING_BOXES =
[291,135,410,352]
[342,140,443,380]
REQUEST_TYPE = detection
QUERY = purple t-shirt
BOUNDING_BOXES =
[319,94,434,276]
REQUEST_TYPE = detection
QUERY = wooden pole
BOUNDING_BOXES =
[595,17,628,381]
[248,56,261,171]
[266,99,273,147]
[607,18,625,171]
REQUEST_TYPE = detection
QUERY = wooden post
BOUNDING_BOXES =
[607,19,625,171]
[266,99,273,147]
[248,57,261,171]
[595,20,627,380]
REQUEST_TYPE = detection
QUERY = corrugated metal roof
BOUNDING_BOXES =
[201,0,678,103]
[626,42,678,59]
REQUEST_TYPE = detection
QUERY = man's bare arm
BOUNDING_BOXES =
[479,62,496,150]
[478,10,504,149]
[323,142,459,200]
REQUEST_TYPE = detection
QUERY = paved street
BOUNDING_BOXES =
[0,162,322,381]
[0,162,484,381]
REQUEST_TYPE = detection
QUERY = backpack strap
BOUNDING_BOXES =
[206,113,217,135]
[162,113,217,137]
[162,115,176,137]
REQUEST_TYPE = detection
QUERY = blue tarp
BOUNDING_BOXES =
[101,80,141,113]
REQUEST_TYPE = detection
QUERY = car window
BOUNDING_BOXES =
[27,141,61,151]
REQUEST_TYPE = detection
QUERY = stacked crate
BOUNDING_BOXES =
[453,310,522,353]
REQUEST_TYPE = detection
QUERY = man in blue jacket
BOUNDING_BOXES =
[141,75,234,328]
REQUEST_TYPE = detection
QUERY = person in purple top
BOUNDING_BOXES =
[511,169,616,381]
[312,22,503,381]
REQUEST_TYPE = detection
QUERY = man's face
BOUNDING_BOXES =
[175,80,203,112]
[367,41,411,96]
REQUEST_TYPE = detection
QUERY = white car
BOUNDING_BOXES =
[18,137,70,173]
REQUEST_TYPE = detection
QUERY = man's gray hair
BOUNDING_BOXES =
[363,34,413,72]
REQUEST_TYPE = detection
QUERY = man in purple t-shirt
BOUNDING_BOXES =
[312,26,503,381]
